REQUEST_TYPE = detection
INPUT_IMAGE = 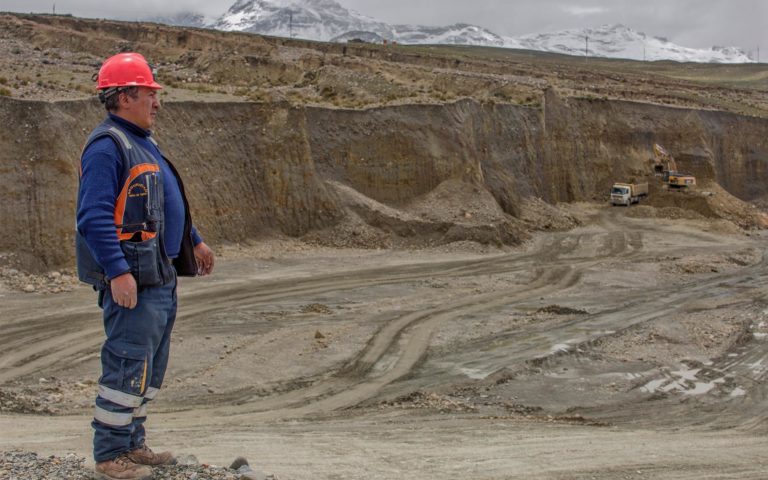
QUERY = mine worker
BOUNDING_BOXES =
[75,52,215,480]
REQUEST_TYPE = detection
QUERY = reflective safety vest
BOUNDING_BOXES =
[76,117,197,290]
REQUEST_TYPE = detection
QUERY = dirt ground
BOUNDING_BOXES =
[2,203,768,479]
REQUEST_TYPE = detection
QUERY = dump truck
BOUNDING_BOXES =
[611,182,648,206]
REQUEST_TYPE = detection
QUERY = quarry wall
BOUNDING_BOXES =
[1,94,767,270]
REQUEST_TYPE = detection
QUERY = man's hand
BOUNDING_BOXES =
[194,242,215,276]
[110,272,138,309]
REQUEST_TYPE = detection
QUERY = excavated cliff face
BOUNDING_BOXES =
[542,90,768,202]
[306,100,540,217]
[1,93,767,271]
[0,99,101,272]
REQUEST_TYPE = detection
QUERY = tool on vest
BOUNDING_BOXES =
[94,52,162,104]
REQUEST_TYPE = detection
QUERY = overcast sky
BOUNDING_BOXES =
[1,0,766,55]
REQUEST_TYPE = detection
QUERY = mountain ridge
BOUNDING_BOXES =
[148,0,753,63]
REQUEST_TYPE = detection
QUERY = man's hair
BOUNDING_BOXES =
[103,86,139,112]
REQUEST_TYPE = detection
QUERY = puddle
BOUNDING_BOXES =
[641,366,727,396]
[730,387,747,397]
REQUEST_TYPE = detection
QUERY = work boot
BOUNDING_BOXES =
[94,454,153,480]
[125,443,176,466]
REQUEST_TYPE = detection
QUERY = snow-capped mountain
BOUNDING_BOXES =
[331,23,504,47]
[149,0,753,64]
[211,0,391,41]
[210,0,503,47]
[147,11,211,28]
[504,24,753,63]
[390,23,505,47]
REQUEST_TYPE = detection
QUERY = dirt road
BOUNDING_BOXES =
[2,205,768,479]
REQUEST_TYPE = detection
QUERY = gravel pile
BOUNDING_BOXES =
[0,377,96,415]
[0,389,62,415]
[0,451,91,479]
[0,266,79,294]
[383,391,478,413]
[0,451,277,480]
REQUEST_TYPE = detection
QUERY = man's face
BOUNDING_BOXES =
[119,86,161,130]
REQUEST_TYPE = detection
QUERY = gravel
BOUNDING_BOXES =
[0,451,91,479]
[0,451,278,480]
[0,263,79,294]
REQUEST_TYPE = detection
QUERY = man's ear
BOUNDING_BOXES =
[118,91,131,109]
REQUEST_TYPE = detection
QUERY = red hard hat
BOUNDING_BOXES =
[96,53,162,90]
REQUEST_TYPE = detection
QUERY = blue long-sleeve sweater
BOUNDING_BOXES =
[76,114,202,280]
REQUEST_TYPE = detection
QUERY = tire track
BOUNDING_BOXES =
[1,212,747,428]
[176,266,581,422]
[172,225,645,420]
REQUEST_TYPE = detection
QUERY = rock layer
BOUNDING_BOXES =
[1,94,767,271]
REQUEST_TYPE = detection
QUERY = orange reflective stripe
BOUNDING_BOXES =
[114,163,160,238]
[116,230,157,241]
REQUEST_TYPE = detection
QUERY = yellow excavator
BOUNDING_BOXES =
[652,144,696,188]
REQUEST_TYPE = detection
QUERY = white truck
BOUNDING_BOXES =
[611,182,648,206]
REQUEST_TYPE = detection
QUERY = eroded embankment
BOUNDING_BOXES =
[1,94,768,271]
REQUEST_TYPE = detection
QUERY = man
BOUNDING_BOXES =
[76,52,215,480]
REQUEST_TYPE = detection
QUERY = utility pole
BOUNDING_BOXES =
[289,11,293,39]
[585,35,589,61]
[52,2,55,14]
[758,45,761,63]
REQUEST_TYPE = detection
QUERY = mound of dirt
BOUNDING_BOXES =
[624,204,706,221]
[698,182,768,230]
[302,179,585,250]
[301,210,397,249]
[636,181,768,230]
[304,179,531,248]
[519,197,582,231]
[404,177,508,224]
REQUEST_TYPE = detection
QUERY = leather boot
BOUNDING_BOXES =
[94,454,153,480]
[125,443,176,466]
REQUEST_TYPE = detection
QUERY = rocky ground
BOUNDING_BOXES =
[0,265,78,295]
[0,450,276,479]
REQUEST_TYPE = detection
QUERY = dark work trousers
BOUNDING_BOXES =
[92,272,177,462]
